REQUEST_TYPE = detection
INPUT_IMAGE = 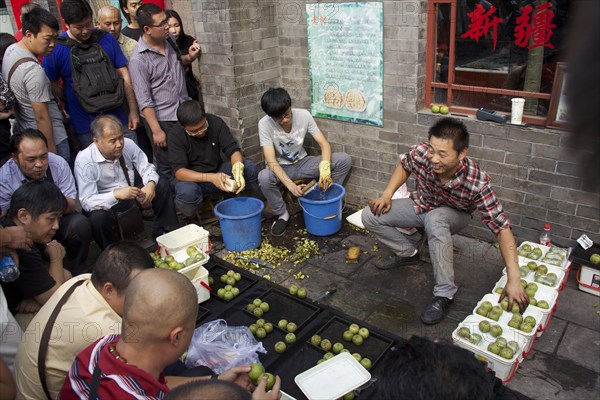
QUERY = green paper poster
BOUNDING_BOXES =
[306,2,383,126]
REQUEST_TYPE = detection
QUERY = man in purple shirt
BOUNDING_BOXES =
[129,3,200,179]
[362,118,528,325]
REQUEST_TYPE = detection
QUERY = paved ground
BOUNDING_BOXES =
[130,202,599,399]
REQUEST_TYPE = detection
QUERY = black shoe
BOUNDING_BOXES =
[271,218,289,236]
[374,252,420,270]
[421,296,453,325]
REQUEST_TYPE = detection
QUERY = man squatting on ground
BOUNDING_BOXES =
[362,117,528,325]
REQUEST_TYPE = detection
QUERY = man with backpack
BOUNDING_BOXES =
[2,7,70,162]
[43,0,139,149]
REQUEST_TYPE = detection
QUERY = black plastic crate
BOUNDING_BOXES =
[196,305,210,324]
[206,264,258,303]
[308,316,393,369]
[571,242,600,266]
[243,288,321,333]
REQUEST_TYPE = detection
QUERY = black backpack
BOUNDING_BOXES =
[57,30,124,113]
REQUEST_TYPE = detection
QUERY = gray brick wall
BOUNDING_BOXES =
[172,0,599,247]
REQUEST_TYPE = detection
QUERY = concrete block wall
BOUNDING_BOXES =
[187,0,281,164]
[175,0,600,247]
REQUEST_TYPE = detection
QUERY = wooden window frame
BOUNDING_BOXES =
[424,0,554,127]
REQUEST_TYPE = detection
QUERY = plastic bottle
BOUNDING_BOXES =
[539,224,551,247]
[0,256,20,282]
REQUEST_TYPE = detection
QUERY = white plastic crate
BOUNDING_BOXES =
[472,294,542,356]
[156,224,210,258]
[492,276,558,335]
[453,315,527,382]
[517,241,570,270]
[154,242,211,304]
[179,262,210,304]
[577,265,600,297]
[503,258,566,291]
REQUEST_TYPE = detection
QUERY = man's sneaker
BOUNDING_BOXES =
[421,296,453,325]
[374,252,421,270]
[271,218,289,236]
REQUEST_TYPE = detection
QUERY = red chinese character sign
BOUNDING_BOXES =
[461,4,503,49]
[514,3,556,49]
[461,3,556,50]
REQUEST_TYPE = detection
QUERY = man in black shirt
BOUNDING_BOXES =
[120,0,143,40]
[0,181,71,315]
[168,100,259,219]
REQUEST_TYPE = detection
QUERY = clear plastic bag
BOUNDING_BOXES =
[184,319,266,374]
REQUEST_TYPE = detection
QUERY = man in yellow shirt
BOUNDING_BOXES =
[14,241,152,400]
[96,5,138,61]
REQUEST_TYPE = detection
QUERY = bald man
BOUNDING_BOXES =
[96,5,137,60]
[59,269,280,399]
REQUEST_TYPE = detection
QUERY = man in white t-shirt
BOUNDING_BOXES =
[1,7,69,162]
[258,88,351,236]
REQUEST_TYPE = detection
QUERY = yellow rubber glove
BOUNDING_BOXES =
[232,162,245,194]
[318,160,332,190]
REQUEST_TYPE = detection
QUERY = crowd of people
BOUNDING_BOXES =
[0,0,551,399]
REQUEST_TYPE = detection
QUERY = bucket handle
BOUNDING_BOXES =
[298,199,346,221]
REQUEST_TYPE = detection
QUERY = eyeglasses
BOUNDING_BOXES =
[274,108,292,123]
[149,18,169,28]
[185,121,209,136]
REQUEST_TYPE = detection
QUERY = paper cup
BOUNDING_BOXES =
[511,98,525,124]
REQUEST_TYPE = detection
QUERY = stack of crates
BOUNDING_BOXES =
[452,241,571,382]
[156,224,211,303]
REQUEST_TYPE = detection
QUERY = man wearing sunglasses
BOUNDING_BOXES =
[168,101,259,222]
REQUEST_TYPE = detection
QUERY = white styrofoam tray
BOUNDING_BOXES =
[453,315,527,382]
[473,294,543,355]
[492,276,558,333]
[295,352,370,400]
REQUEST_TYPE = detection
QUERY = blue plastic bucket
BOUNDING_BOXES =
[299,183,346,236]
[214,197,264,251]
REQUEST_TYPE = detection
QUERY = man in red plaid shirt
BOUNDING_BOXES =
[362,117,528,325]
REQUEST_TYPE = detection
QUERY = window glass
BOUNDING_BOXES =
[433,0,572,118]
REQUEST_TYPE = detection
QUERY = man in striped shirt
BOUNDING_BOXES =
[58,268,277,399]
[128,3,200,179]
[362,117,528,325]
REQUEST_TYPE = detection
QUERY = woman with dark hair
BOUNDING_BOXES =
[165,9,203,104]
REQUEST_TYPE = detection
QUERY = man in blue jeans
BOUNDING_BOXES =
[362,117,528,325]
[168,100,259,221]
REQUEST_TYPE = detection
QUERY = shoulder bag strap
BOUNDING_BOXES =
[45,166,55,184]
[7,58,37,89]
[38,279,86,400]
[118,155,132,187]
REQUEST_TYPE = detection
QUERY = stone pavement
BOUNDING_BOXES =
[126,203,600,399]
[204,206,600,400]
